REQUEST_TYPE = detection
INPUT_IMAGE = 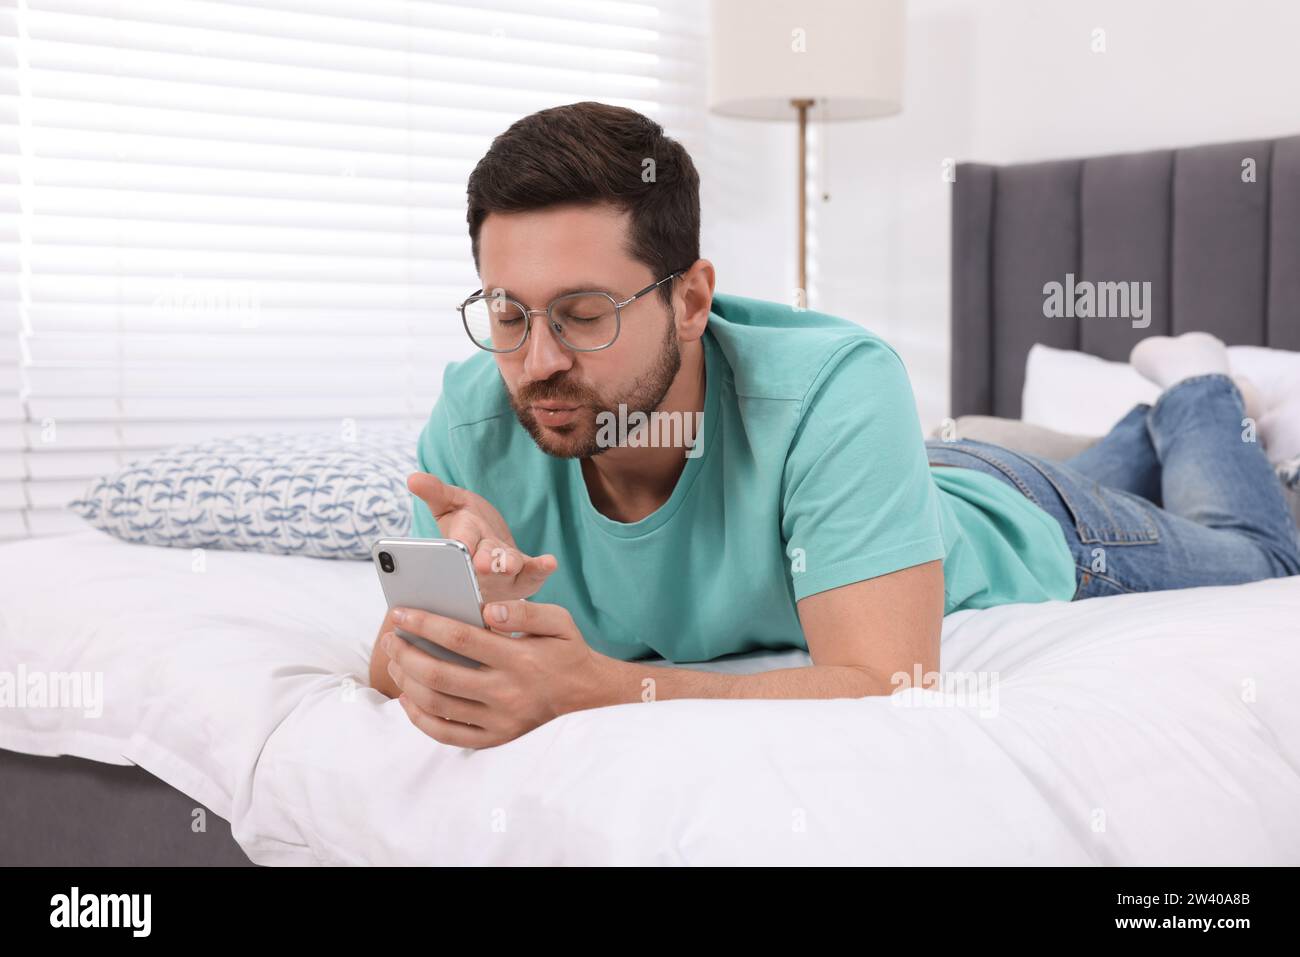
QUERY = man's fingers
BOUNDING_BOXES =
[393,666,490,726]
[441,516,485,556]
[411,470,484,550]
[384,630,492,700]
[389,608,512,670]
[408,471,468,519]
[473,538,517,576]
[517,553,558,584]
[481,597,576,638]
[396,693,494,749]
[476,544,556,586]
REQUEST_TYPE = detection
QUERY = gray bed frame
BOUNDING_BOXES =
[951,133,1300,418]
[0,749,255,865]
[4,130,1298,867]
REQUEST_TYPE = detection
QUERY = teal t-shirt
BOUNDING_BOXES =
[411,292,1076,663]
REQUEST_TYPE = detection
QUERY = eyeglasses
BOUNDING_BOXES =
[457,267,691,354]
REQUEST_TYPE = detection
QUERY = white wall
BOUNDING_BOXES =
[694,0,1300,432]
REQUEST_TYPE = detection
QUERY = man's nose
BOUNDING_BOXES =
[521,312,573,381]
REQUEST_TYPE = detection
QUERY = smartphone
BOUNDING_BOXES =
[371,537,486,669]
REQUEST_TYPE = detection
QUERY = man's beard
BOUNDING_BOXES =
[506,316,682,459]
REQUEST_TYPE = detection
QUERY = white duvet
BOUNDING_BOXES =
[2,530,1298,865]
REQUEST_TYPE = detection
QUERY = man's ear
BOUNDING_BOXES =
[676,259,715,340]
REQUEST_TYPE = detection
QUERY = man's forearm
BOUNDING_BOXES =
[592,657,894,707]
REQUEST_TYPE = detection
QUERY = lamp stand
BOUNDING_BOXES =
[791,97,815,306]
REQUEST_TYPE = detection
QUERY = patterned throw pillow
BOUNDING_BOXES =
[68,429,420,559]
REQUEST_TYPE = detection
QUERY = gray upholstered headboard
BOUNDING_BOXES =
[950,133,1300,419]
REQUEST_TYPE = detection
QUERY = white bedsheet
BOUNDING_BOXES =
[2,530,1298,865]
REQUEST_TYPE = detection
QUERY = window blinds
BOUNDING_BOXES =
[0,0,708,540]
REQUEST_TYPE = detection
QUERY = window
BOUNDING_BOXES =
[0,0,708,540]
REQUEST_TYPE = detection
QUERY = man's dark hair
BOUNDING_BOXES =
[466,101,700,308]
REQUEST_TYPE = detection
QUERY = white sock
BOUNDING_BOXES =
[1261,395,1300,463]
[1129,332,1261,420]
[1129,331,1229,388]
[1234,374,1264,423]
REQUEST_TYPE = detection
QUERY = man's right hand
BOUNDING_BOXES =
[408,471,558,603]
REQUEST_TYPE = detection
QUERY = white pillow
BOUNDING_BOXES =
[1021,344,1158,436]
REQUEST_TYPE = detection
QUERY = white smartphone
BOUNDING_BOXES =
[371,537,486,669]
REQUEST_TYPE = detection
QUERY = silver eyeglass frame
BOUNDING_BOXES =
[457,266,692,354]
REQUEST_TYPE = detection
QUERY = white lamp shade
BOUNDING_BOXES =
[708,0,904,121]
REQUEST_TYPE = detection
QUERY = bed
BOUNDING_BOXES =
[3,132,1299,866]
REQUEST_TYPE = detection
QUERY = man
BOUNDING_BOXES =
[370,102,1299,749]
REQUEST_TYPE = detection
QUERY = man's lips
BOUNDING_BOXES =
[530,402,582,427]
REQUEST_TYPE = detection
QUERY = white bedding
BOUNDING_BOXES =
[2,530,1299,865]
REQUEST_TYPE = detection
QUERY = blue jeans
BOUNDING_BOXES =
[925,374,1300,600]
